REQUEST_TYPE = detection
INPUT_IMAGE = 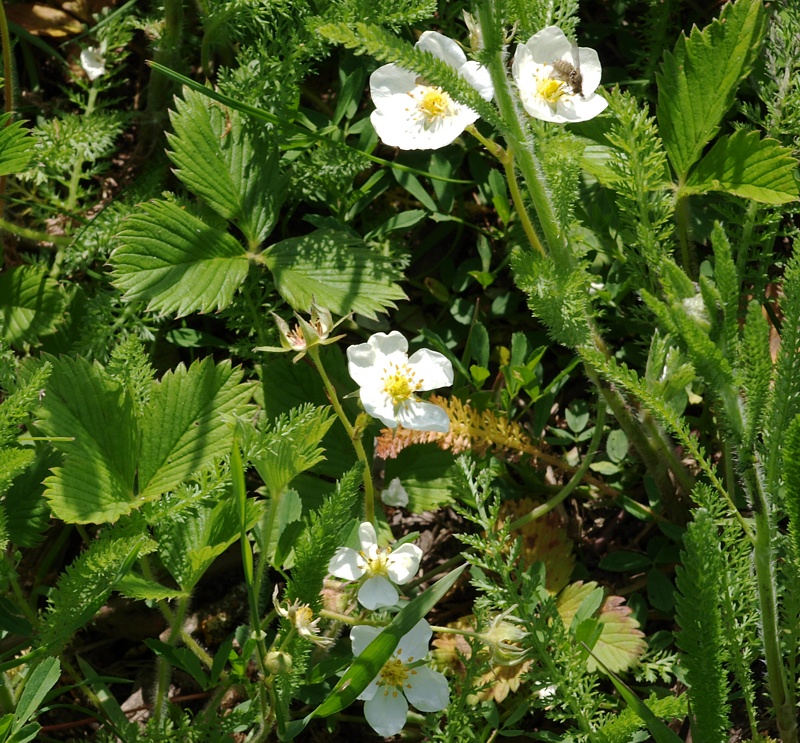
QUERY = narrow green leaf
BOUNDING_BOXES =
[144,639,209,690]
[585,644,684,743]
[138,358,254,500]
[0,115,34,176]
[656,0,767,179]
[0,266,65,348]
[38,357,137,524]
[167,87,285,245]
[685,129,799,204]
[115,573,188,601]
[264,228,407,320]
[12,658,60,732]
[112,199,250,317]
[285,564,466,738]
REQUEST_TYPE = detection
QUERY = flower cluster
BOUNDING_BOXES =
[352,619,449,737]
[369,21,606,150]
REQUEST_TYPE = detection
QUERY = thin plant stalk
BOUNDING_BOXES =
[306,346,376,525]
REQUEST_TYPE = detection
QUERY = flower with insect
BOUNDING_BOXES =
[347,331,453,433]
[351,619,449,736]
[369,30,494,150]
[512,26,608,123]
[328,522,422,610]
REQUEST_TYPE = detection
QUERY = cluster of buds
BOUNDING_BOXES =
[259,301,346,362]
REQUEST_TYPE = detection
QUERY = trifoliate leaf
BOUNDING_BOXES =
[167,87,285,246]
[557,581,647,673]
[656,0,767,179]
[137,358,254,500]
[684,129,799,204]
[0,266,65,347]
[112,199,250,317]
[383,444,458,513]
[263,228,407,320]
[38,357,138,524]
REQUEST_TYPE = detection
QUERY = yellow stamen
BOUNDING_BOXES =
[537,77,566,104]
[382,363,422,404]
[379,658,410,688]
[417,88,453,123]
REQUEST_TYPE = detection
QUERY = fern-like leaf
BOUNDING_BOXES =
[674,507,731,743]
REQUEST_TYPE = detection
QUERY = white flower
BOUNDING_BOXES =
[351,619,449,737]
[347,331,453,433]
[273,588,334,647]
[80,47,106,81]
[382,477,409,508]
[512,26,608,123]
[370,31,494,150]
[328,522,422,610]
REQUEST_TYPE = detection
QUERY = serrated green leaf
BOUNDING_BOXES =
[656,0,767,179]
[0,266,65,347]
[3,448,55,546]
[38,357,137,524]
[167,87,285,245]
[0,114,34,176]
[115,573,188,601]
[138,359,254,500]
[685,129,798,204]
[112,199,250,317]
[158,491,261,590]
[264,228,406,320]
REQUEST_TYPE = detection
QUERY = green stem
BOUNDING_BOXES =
[475,2,568,264]
[307,347,375,525]
[153,595,190,729]
[508,400,606,532]
[466,125,545,257]
[675,191,696,279]
[65,85,99,213]
[4,559,38,625]
[747,467,797,743]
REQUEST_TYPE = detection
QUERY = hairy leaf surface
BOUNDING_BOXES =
[112,200,250,316]
[657,0,767,179]
[0,266,65,347]
[168,87,285,245]
[264,228,406,319]
[685,130,799,204]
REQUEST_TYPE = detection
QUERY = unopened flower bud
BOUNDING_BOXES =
[265,650,292,674]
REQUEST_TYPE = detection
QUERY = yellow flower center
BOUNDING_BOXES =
[295,606,314,627]
[418,88,453,123]
[378,658,410,688]
[363,547,391,577]
[537,76,566,104]
[383,363,422,404]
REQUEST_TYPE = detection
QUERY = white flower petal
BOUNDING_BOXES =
[358,576,399,609]
[396,619,433,663]
[351,624,382,657]
[368,330,409,360]
[346,341,380,388]
[525,26,572,63]
[407,348,454,390]
[364,686,409,737]
[387,543,423,584]
[382,477,409,507]
[358,521,379,551]
[575,47,602,94]
[328,547,364,580]
[417,30,467,70]
[370,63,417,102]
[359,387,399,428]
[404,666,450,712]
[80,47,106,80]
[397,400,451,433]
[461,60,494,100]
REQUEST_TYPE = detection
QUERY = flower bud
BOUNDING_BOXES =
[265,651,292,675]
